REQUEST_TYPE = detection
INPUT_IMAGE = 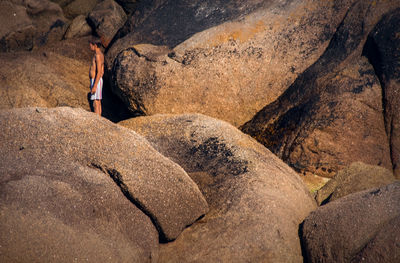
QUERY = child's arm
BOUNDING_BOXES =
[91,54,102,94]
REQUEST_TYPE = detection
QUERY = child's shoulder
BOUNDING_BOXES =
[95,53,104,61]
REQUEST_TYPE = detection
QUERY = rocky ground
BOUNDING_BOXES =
[1,0,400,262]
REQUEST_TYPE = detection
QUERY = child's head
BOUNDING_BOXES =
[89,38,102,49]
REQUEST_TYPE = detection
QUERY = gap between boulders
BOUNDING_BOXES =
[89,162,206,243]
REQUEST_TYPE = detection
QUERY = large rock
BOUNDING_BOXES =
[0,164,159,263]
[63,0,98,19]
[350,216,400,263]
[241,1,399,181]
[0,107,208,262]
[0,37,133,122]
[0,48,90,110]
[0,0,68,52]
[88,0,127,48]
[120,114,316,262]
[64,15,92,39]
[363,8,400,179]
[108,0,362,126]
[316,162,396,205]
[0,1,35,52]
[301,182,400,263]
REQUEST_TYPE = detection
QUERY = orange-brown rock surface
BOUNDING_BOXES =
[108,0,362,126]
[241,0,400,181]
[0,48,89,110]
[0,107,209,262]
[0,37,133,122]
[301,182,400,263]
[120,114,316,262]
[1,0,399,261]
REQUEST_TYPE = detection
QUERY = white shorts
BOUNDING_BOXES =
[90,78,103,100]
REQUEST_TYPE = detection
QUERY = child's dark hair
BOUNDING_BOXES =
[89,38,102,47]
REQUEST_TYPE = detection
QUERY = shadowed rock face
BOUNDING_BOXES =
[50,0,75,8]
[362,8,400,178]
[120,114,316,262]
[301,182,400,263]
[241,0,400,180]
[0,107,208,262]
[115,0,139,14]
[107,0,360,126]
[117,0,271,48]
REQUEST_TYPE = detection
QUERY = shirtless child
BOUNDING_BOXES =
[89,39,104,116]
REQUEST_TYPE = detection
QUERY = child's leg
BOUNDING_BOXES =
[93,100,100,115]
[98,100,102,116]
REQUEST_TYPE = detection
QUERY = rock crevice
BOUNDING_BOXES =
[240,0,399,180]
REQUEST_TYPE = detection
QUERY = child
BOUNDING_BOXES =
[89,39,104,116]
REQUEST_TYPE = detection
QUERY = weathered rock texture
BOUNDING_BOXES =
[120,114,316,262]
[0,107,208,262]
[301,182,400,263]
[88,0,127,48]
[362,8,400,179]
[0,49,90,110]
[63,0,98,19]
[350,216,400,263]
[0,37,133,122]
[0,1,35,52]
[241,0,400,180]
[64,15,92,39]
[315,162,396,205]
[0,0,67,52]
[108,0,366,126]
[1,164,159,263]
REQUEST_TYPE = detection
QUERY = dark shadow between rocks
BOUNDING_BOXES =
[240,1,397,178]
[361,9,400,175]
[89,160,207,244]
[87,92,94,112]
[298,221,309,263]
[319,193,333,206]
[100,73,137,123]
